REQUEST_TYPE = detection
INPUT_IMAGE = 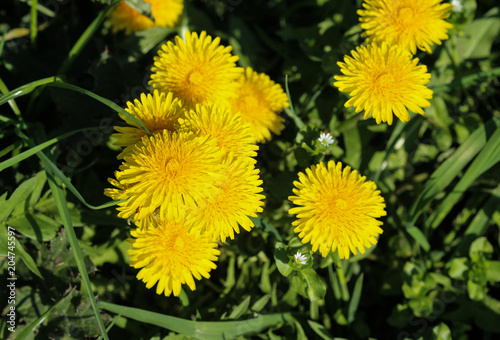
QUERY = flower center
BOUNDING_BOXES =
[188,70,204,86]
[394,7,416,30]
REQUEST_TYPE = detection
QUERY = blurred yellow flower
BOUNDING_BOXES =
[105,130,225,222]
[128,217,220,296]
[150,31,242,109]
[358,0,453,54]
[288,161,386,259]
[178,104,258,160]
[229,67,289,143]
[109,0,183,35]
[113,90,183,158]
[333,42,433,125]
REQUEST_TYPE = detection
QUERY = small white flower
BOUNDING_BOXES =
[294,252,307,265]
[318,132,334,147]
[451,0,462,12]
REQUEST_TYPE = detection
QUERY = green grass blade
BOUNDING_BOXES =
[99,301,295,340]
[372,115,418,183]
[57,0,121,75]
[428,126,500,229]
[283,74,305,129]
[46,171,109,340]
[0,76,61,110]
[0,77,151,133]
[14,128,120,210]
[0,77,21,117]
[30,0,38,46]
[347,273,364,324]
[16,295,69,340]
[0,128,98,172]
[409,117,500,223]
[455,184,500,256]
[47,81,151,134]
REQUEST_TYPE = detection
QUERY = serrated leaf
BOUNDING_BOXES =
[0,176,38,222]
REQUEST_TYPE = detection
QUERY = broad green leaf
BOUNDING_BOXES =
[457,7,500,61]
[274,242,293,277]
[448,258,469,280]
[99,301,295,340]
[431,322,451,340]
[485,261,500,282]
[7,212,60,242]
[301,267,327,302]
[0,176,38,222]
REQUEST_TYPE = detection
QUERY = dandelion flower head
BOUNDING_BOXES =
[288,160,386,259]
[149,31,242,109]
[108,0,183,35]
[105,130,225,222]
[229,67,289,143]
[113,90,183,157]
[333,42,433,125]
[178,104,258,160]
[128,217,220,296]
[186,155,265,242]
[358,0,454,54]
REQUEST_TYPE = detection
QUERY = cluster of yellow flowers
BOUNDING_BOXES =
[288,0,455,260]
[334,0,454,125]
[105,31,289,296]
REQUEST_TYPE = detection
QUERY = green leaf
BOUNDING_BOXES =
[251,294,271,313]
[448,258,469,280]
[124,0,153,20]
[431,322,451,340]
[406,226,430,252]
[347,273,364,324]
[7,212,60,242]
[409,117,500,235]
[308,320,334,340]
[228,296,251,319]
[99,301,295,340]
[15,237,44,279]
[428,125,500,229]
[0,176,38,222]
[301,267,327,302]
[484,261,500,282]
[274,242,293,277]
[457,7,500,61]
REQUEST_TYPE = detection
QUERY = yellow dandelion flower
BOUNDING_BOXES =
[146,0,183,28]
[229,67,290,143]
[105,130,225,222]
[149,31,242,109]
[333,42,433,125]
[128,217,220,296]
[178,104,258,159]
[187,155,265,242]
[288,161,386,260]
[108,0,183,35]
[113,90,184,157]
[108,1,154,35]
[358,0,453,54]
